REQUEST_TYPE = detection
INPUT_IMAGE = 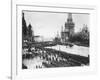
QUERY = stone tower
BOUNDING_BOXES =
[65,13,75,39]
[61,13,75,42]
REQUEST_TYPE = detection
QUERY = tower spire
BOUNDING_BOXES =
[68,13,72,19]
[67,13,73,22]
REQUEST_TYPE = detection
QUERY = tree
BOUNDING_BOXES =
[69,26,89,46]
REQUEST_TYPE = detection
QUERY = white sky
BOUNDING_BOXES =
[23,11,89,40]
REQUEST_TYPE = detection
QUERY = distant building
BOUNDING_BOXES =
[22,13,27,41]
[54,31,61,43]
[34,36,43,42]
[27,24,33,42]
[61,13,75,42]
[22,12,34,44]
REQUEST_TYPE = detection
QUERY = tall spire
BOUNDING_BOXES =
[22,12,24,18]
[22,12,27,36]
[68,13,72,19]
[67,13,73,22]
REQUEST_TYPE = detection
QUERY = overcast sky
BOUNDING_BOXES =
[23,11,89,40]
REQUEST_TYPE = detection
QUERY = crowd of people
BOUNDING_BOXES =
[22,45,86,69]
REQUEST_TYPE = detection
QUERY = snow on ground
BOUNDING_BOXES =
[46,45,89,57]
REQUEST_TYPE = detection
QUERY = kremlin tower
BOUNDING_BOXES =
[61,13,75,42]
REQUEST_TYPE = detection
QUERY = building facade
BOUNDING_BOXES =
[61,13,75,43]
[22,12,34,45]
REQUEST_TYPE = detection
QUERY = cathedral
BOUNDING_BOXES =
[22,12,34,43]
[61,13,75,43]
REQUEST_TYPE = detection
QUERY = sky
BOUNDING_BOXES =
[23,11,89,40]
